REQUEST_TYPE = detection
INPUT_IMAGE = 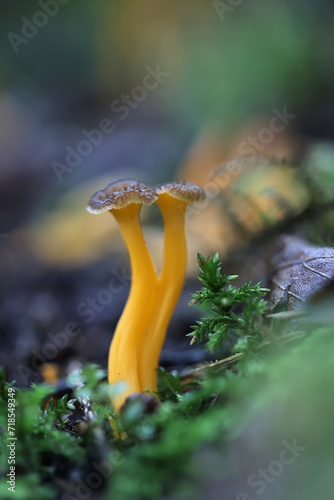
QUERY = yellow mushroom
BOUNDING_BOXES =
[87,180,158,410]
[87,179,205,416]
[139,182,205,393]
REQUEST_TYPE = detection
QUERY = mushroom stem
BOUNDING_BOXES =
[87,180,204,413]
[108,204,158,410]
[140,194,188,392]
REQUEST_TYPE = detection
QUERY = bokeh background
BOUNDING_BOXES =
[1,0,334,385]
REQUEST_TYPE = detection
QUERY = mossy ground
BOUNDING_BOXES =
[1,254,334,499]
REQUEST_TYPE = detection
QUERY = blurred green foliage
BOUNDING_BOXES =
[2,0,333,132]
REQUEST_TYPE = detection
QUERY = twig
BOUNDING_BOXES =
[180,352,243,383]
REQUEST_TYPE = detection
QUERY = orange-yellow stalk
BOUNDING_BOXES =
[108,204,158,410]
[87,180,204,421]
[140,194,188,393]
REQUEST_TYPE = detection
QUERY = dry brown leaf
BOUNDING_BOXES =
[269,235,334,310]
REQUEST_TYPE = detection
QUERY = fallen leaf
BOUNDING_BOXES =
[269,235,334,310]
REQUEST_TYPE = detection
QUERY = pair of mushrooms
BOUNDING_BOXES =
[87,180,205,411]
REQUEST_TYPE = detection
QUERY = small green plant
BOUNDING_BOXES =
[188,253,269,353]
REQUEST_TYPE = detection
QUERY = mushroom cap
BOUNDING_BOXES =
[154,182,205,204]
[87,179,158,214]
